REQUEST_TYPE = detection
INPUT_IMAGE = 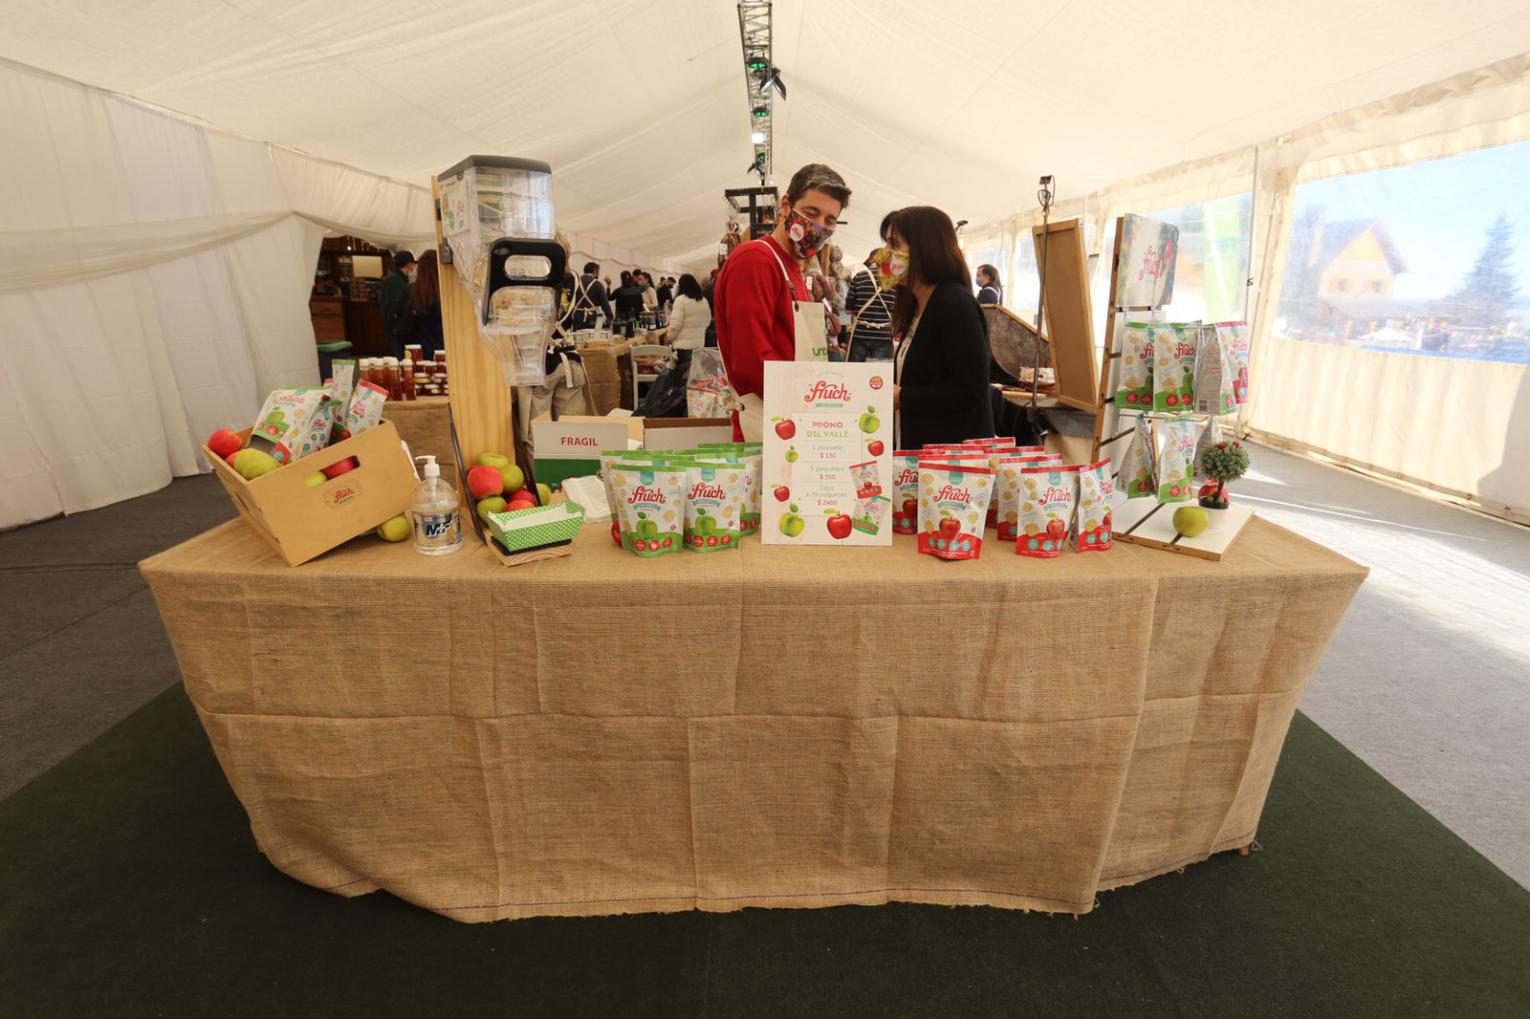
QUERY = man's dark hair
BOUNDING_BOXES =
[785,163,851,210]
[583,261,599,275]
[393,249,416,269]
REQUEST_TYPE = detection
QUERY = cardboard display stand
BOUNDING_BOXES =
[1030,218,1098,412]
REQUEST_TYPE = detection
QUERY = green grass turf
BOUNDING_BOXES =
[2,686,1526,1017]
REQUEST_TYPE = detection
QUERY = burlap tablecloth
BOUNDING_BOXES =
[140,517,1364,923]
[382,397,456,482]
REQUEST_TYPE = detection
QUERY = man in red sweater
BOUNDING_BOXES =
[716,163,852,439]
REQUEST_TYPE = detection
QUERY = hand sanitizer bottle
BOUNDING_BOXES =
[411,455,463,555]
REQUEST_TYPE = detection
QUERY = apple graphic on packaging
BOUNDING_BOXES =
[938,516,961,540]
[322,456,360,480]
[779,504,805,537]
[476,496,507,521]
[867,439,884,457]
[774,418,795,440]
[466,465,504,500]
[826,513,853,539]
[902,498,917,518]
[476,452,511,470]
[858,406,880,434]
[304,471,326,487]
[231,448,281,480]
[773,485,790,502]
[375,514,410,542]
[207,428,242,460]
[501,464,526,492]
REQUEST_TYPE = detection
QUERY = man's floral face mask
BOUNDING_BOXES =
[783,205,834,260]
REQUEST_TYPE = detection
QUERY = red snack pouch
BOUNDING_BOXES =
[891,450,922,534]
[1016,464,1082,558]
[917,463,995,561]
[1072,460,1115,552]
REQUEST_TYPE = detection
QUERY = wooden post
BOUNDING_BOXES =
[432,177,516,475]
[1089,217,1126,464]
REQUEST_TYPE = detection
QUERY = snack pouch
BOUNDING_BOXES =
[979,448,1056,528]
[683,463,745,551]
[1217,322,1251,404]
[993,453,1061,540]
[917,463,995,561]
[249,387,328,465]
[609,463,686,557]
[1192,324,1236,416]
[960,436,1018,447]
[1152,323,1200,413]
[1016,464,1082,558]
[599,450,632,543]
[695,452,761,535]
[853,494,891,535]
[344,379,388,440]
[1118,417,1157,498]
[297,395,335,460]
[849,460,882,499]
[1193,415,1223,488]
[1153,419,1201,502]
[329,360,357,441]
[1117,321,1155,410]
[891,450,922,534]
[1073,461,1115,552]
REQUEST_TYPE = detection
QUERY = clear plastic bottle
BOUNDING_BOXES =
[411,455,463,555]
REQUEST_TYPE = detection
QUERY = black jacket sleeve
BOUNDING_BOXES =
[899,285,992,418]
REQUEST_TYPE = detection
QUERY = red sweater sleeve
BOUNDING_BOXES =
[716,239,804,398]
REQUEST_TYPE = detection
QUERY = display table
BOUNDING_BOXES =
[384,397,456,484]
[140,516,1365,923]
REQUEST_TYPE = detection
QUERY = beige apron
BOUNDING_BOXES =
[737,243,827,441]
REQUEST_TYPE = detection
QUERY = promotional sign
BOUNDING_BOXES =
[761,361,892,546]
[1114,214,1180,309]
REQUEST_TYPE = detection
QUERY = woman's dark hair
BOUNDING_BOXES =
[878,210,900,243]
[620,270,633,287]
[676,274,704,301]
[407,250,440,311]
[977,264,1002,290]
[887,207,970,337]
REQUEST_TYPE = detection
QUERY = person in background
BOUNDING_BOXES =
[976,264,1003,305]
[380,249,415,357]
[612,270,645,322]
[657,276,674,311]
[845,212,901,362]
[406,250,445,359]
[565,260,614,332]
[639,271,658,312]
[715,162,852,440]
[887,206,994,449]
[668,274,711,351]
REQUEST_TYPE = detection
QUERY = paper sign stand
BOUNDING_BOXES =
[1091,214,1252,562]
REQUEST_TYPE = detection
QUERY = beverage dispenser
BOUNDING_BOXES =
[437,155,564,388]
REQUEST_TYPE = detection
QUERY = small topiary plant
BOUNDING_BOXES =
[1198,439,1250,509]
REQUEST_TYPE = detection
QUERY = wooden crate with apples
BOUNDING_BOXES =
[204,420,418,567]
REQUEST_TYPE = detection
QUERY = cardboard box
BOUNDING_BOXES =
[642,418,736,449]
[205,421,418,566]
[531,413,643,488]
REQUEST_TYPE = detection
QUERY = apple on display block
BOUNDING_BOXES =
[761,362,893,547]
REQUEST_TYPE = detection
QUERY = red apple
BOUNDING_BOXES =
[1046,518,1066,541]
[223,451,239,466]
[773,485,790,502]
[826,513,853,540]
[867,439,884,457]
[507,498,537,513]
[322,456,359,480]
[902,499,917,517]
[774,419,795,440]
[939,517,961,540]
[611,521,622,545]
[508,487,533,504]
[467,465,504,500]
[206,428,242,460]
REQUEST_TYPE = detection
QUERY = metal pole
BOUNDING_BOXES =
[1028,176,1055,430]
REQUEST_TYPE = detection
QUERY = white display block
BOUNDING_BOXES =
[761,362,893,546]
[1112,491,1254,561]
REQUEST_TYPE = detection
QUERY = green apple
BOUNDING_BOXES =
[696,510,716,535]
[636,514,658,538]
[231,448,281,480]
[476,452,511,469]
[785,446,798,464]
[500,463,525,492]
[779,503,805,537]
[304,470,326,487]
[476,495,508,521]
[858,406,880,434]
[375,514,411,542]
[537,482,552,505]
[1173,505,1210,538]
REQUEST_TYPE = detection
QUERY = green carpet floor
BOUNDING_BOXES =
[2,687,1527,1017]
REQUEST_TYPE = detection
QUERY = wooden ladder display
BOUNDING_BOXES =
[1091,215,1253,561]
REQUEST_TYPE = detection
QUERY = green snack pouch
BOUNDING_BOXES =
[1152,323,1199,413]
[682,463,746,551]
[1153,419,1201,502]
[609,464,686,557]
[1117,417,1157,499]
[1117,321,1154,410]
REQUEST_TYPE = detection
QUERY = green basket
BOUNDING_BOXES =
[485,500,586,553]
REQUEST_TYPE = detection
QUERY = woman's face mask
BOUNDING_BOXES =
[873,246,909,289]
[782,203,835,260]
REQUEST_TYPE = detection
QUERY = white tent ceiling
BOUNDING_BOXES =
[4,1,1530,264]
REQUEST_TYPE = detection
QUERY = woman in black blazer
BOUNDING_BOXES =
[888,207,996,449]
